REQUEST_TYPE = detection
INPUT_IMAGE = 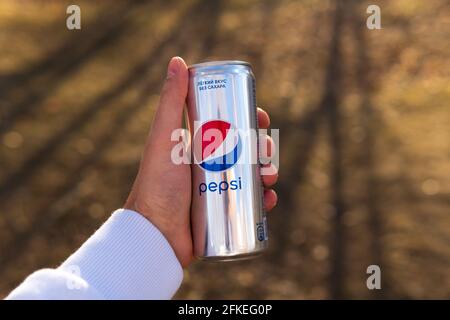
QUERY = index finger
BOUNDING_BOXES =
[257,107,270,129]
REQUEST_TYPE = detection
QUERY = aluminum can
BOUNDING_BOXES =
[187,60,268,261]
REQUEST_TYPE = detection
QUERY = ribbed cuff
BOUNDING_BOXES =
[59,209,183,299]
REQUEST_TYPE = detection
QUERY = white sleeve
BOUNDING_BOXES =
[5,209,184,300]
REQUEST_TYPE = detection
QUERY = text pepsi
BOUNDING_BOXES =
[187,60,268,261]
[199,176,242,196]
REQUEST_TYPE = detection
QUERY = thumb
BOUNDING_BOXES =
[151,56,188,140]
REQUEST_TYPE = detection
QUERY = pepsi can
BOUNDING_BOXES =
[187,60,268,261]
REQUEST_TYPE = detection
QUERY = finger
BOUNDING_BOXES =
[262,164,278,187]
[264,189,278,211]
[257,107,270,129]
[151,57,188,140]
[259,134,274,159]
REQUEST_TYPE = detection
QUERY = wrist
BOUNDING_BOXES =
[123,198,192,267]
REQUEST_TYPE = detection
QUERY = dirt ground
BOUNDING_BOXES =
[0,0,449,299]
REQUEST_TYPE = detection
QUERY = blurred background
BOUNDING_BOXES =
[0,0,449,299]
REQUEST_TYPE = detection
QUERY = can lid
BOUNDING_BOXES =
[188,60,251,70]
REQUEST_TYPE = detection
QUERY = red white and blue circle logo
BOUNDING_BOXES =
[194,120,242,172]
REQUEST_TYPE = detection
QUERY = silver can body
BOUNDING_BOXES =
[187,60,268,261]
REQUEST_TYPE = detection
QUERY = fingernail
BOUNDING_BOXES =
[167,57,181,78]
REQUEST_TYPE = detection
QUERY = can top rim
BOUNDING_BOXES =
[188,60,251,70]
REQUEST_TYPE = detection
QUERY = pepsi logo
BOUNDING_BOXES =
[194,120,242,172]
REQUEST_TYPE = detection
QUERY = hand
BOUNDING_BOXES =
[124,57,278,267]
